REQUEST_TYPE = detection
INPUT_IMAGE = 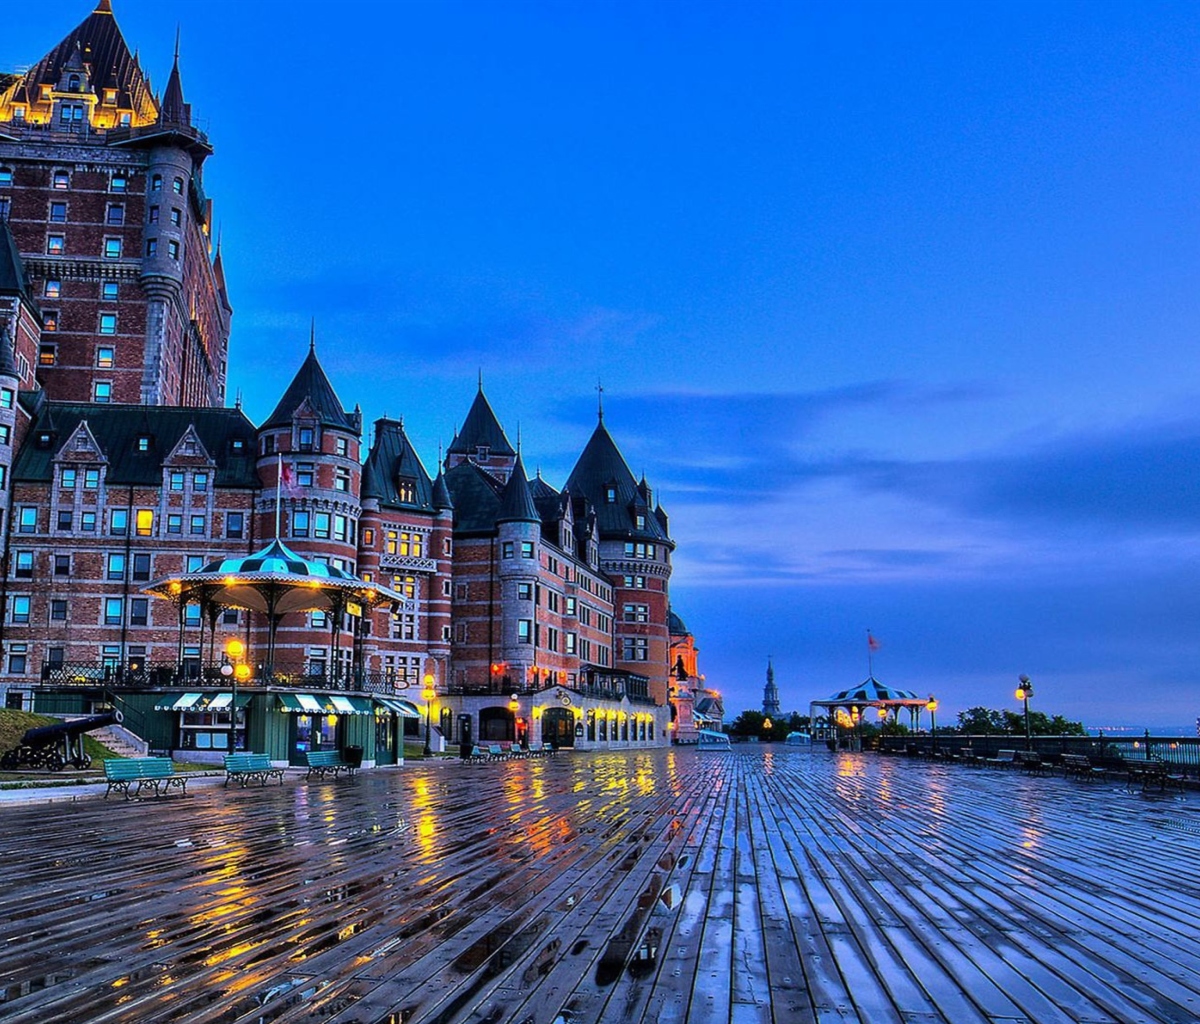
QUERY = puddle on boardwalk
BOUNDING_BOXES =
[594,874,664,986]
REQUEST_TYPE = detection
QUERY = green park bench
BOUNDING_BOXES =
[302,749,356,779]
[104,757,188,800]
[223,753,286,787]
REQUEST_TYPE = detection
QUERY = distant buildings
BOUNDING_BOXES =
[0,2,708,760]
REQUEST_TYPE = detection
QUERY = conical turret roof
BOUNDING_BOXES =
[159,47,188,125]
[0,219,32,304]
[497,454,539,523]
[447,384,515,457]
[263,342,358,433]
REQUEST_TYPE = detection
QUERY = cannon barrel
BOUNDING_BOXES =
[19,710,124,748]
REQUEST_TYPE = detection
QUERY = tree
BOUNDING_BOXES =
[956,705,1085,735]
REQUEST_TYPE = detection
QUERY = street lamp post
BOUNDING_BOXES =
[1016,674,1034,751]
[222,638,246,752]
[422,672,435,758]
[926,696,938,757]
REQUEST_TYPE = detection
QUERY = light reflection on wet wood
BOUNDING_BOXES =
[0,749,1199,1023]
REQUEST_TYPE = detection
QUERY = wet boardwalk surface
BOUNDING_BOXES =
[1,748,1199,1024]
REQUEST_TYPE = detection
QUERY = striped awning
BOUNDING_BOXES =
[375,697,422,718]
[154,691,252,712]
[276,693,374,716]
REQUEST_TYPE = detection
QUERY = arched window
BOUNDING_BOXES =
[68,74,81,92]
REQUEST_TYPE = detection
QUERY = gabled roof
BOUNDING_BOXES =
[565,418,671,544]
[0,218,32,304]
[3,1,158,125]
[13,403,258,487]
[497,454,538,523]
[444,461,505,534]
[361,417,435,511]
[447,384,515,457]
[263,343,358,433]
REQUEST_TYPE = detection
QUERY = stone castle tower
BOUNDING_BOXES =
[762,657,781,717]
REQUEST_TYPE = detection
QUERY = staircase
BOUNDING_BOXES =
[90,724,148,758]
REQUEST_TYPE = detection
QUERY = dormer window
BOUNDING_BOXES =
[635,513,646,529]
[135,435,152,452]
[397,478,415,503]
[298,427,315,451]
[68,75,82,93]
[103,89,117,106]
[36,432,53,449]
[230,437,246,453]
[605,486,617,503]
[475,445,490,463]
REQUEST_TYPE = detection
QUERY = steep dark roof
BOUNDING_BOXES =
[447,385,515,457]
[431,471,453,511]
[669,610,690,636]
[12,403,259,487]
[0,218,32,304]
[263,344,358,433]
[361,418,435,511]
[565,418,671,545]
[159,53,188,125]
[444,462,505,535]
[7,1,156,121]
[496,454,539,523]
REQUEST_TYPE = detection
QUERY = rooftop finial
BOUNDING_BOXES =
[173,24,181,62]
[309,318,315,353]
[478,367,484,391]
[596,378,604,422]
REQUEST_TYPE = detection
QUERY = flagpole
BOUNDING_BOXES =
[275,453,282,540]
[867,629,873,679]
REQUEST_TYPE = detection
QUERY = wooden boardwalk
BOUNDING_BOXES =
[1,747,1198,1024]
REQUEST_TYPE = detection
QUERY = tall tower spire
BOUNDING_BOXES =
[762,657,781,718]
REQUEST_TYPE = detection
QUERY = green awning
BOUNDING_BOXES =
[154,691,252,712]
[276,693,374,716]
[375,697,422,718]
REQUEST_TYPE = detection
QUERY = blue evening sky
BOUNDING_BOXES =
[6,1,1199,729]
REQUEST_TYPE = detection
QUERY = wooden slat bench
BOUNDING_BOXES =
[984,749,1018,768]
[1014,750,1052,775]
[224,752,286,787]
[302,749,356,779]
[486,744,512,761]
[1061,753,1107,781]
[104,757,188,800]
[461,745,491,763]
[1123,757,1186,794]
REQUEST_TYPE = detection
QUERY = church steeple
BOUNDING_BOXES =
[762,657,781,718]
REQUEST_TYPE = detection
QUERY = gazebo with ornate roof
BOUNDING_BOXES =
[809,676,932,739]
[144,537,404,684]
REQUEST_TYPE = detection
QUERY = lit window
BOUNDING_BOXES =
[61,468,77,488]
[49,202,66,222]
[106,204,124,225]
[43,311,59,331]
[104,238,121,259]
[193,472,209,492]
[44,280,61,299]
[397,478,415,503]
[39,344,56,366]
[47,235,64,255]
[136,509,154,536]
[99,313,117,335]
[111,174,127,192]
[52,170,69,189]
[103,89,117,105]
[84,468,99,489]
[521,541,534,559]
[107,553,125,580]
[93,381,112,403]
[102,281,118,300]
[11,597,31,624]
[96,346,114,368]
[170,471,185,491]
[104,598,123,625]
[186,555,204,572]
[0,167,12,186]
[110,509,128,534]
[135,435,150,452]
[18,507,36,533]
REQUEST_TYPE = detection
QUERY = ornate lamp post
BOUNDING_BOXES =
[422,672,436,758]
[926,696,938,756]
[221,638,248,752]
[1015,675,1034,751]
[763,717,773,742]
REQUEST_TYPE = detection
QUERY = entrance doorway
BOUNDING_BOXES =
[541,707,576,749]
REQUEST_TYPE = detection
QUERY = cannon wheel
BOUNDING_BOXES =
[44,750,67,772]
[70,755,93,770]
[0,748,21,770]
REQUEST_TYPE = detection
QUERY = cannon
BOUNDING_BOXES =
[0,711,124,771]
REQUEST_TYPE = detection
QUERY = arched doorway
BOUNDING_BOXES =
[480,706,515,742]
[542,707,575,749]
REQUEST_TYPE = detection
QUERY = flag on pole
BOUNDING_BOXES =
[867,632,881,652]
[279,456,300,496]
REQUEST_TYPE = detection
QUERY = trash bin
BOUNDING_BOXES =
[342,745,363,769]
